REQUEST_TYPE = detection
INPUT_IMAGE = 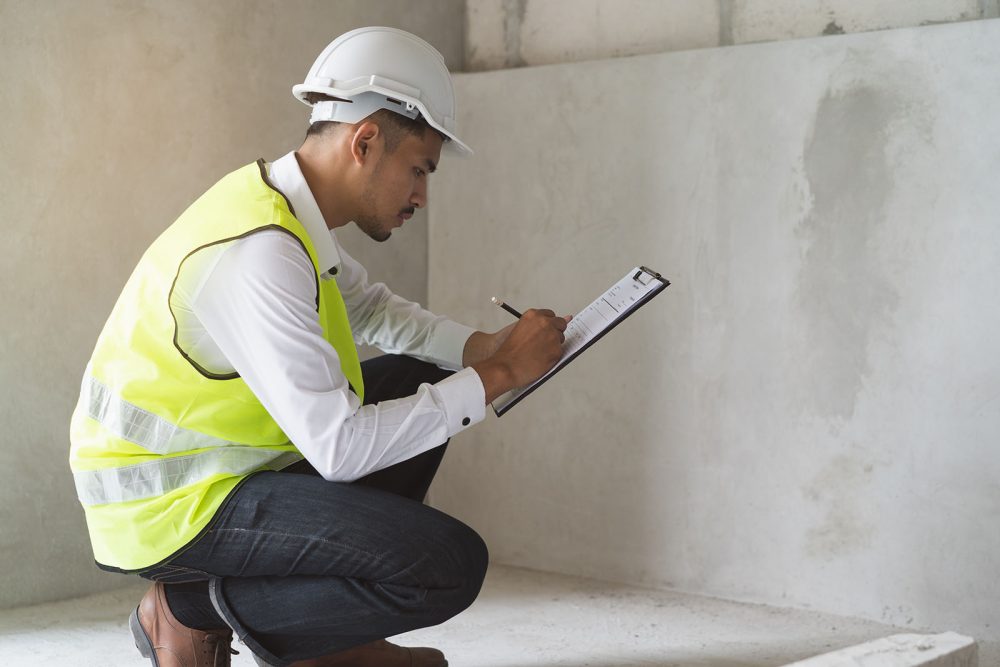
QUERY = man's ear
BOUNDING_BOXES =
[350,121,381,166]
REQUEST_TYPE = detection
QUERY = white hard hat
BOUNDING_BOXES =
[293,26,472,157]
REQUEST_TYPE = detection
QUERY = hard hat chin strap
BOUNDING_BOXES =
[309,91,421,125]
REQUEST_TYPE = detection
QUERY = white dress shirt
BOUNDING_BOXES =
[168,151,486,481]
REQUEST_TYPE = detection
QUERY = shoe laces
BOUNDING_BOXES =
[202,633,239,666]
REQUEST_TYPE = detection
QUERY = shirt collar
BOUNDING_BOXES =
[268,151,342,277]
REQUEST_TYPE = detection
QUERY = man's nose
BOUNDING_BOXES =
[411,179,427,209]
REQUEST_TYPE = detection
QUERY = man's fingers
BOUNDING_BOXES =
[518,308,569,347]
[526,308,568,324]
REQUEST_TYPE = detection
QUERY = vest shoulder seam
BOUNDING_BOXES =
[168,225,320,381]
[256,158,296,218]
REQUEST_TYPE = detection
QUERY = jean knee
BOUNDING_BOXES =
[468,528,489,588]
[447,521,489,612]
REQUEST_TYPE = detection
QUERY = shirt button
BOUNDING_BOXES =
[329,266,338,276]
[462,417,471,426]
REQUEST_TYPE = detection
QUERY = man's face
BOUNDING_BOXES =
[355,129,444,242]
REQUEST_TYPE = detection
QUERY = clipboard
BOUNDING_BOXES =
[492,265,670,416]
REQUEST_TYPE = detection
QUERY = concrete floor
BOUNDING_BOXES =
[0,564,993,667]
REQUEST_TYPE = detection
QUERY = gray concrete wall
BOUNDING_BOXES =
[465,0,999,70]
[429,19,1000,641]
[0,0,463,608]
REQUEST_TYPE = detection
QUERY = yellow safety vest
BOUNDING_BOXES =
[69,160,363,571]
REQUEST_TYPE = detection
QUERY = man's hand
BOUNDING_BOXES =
[469,309,571,404]
[462,323,516,368]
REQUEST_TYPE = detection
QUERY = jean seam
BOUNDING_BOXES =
[202,527,459,593]
[207,526,384,564]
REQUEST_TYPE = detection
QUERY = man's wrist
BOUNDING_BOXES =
[470,358,515,405]
[462,330,493,368]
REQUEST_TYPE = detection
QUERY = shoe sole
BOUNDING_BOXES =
[129,606,159,666]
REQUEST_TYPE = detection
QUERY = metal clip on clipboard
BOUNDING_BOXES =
[492,265,670,416]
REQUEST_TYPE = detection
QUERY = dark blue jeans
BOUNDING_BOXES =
[139,355,489,666]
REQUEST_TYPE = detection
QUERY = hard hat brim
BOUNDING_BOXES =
[293,83,473,157]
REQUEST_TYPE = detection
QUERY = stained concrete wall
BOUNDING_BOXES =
[465,0,1000,70]
[0,0,463,608]
[428,19,1000,641]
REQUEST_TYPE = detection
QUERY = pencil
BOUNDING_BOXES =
[491,296,523,319]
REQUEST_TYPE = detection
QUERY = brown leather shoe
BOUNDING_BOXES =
[254,639,447,667]
[129,581,237,666]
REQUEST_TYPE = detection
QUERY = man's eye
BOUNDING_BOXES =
[415,168,425,177]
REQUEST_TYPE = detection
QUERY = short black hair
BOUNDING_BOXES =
[303,93,442,153]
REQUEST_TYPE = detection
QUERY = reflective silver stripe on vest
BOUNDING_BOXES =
[82,373,270,455]
[74,448,303,506]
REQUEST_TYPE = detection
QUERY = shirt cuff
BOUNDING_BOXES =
[435,367,486,437]
[428,319,477,371]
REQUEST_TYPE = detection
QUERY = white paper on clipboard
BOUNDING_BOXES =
[491,266,669,416]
